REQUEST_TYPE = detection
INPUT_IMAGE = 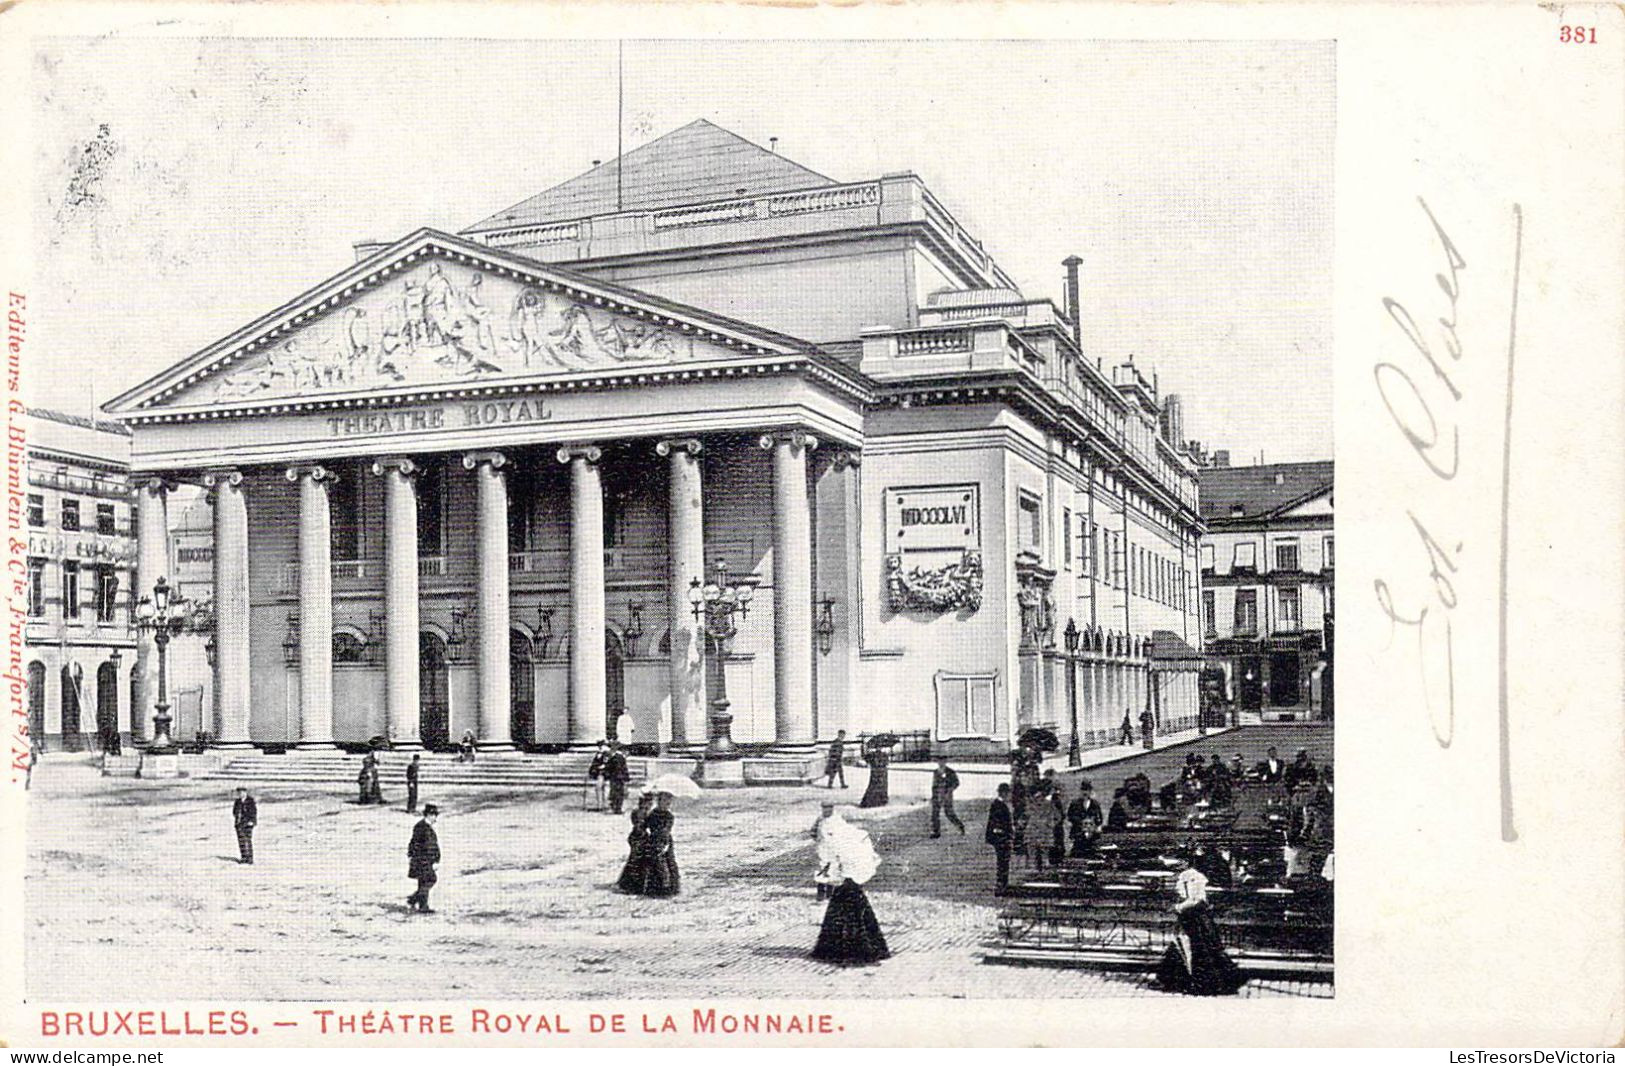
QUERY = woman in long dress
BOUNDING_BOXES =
[810,808,890,966]
[637,793,680,897]
[1156,853,1245,996]
[858,741,891,808]
[617,793,653,893]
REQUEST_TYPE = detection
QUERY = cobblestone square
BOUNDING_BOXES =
[25,752,1328,1001]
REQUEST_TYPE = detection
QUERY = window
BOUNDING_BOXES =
[1202,590,1216,635]
[26,494,43,527]
[1234,588,1258,635]
[1324,535,1335,568]
[1077,516,1091,577]
[416,460,444,556]
[332,631,367,664]
[95,503,116,536]
[330,463,360,561]
[935,673,997,739]
[1018,494,1042,552]
[507,467,533,553]
[62,561,80,619]
[61,499,81,532]
[1200,544,1215,572]
[93,566,119,623]
[27,559,44,617]
[1062,508,1072,568]
[1233,542,1257,570]
[1278,587,1302,631]
[1275,540,1300,571]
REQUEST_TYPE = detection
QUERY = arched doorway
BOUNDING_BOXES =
[96,661,119,751]
[510,630,534,748]
[419,632,450,750]
[605,631,626,742]
[27,662,44,752]
[60,665,83,752]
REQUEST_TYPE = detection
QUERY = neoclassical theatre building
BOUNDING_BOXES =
[108,120,1206,757]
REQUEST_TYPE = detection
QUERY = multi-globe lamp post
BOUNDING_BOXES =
[133,576,190,753]
[688,560,752,759]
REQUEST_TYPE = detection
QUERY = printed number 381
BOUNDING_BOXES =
[1559,25,1598,43]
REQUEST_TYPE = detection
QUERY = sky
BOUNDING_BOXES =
[29,37,1333,462]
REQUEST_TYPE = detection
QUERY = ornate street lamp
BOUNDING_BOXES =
[1064,617,1081,767]
[688,560,752,759]
[133,576,190,753]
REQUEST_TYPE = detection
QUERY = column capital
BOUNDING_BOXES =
[284,463,338,485]
[369,456,419,478]
[759,430,819,454]
[201,467,245,490]
[137,475,179,498]
[557,444,603,465]
[828,450,862,472]
[654,438,703,459]
[462,450,509,473]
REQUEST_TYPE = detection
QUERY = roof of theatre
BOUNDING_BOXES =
[464,119,837,234]
[1197,460,1333,522]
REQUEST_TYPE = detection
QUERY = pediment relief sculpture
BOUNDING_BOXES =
[205,259,698,403]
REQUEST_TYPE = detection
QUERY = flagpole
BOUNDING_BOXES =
[616,40,624,212]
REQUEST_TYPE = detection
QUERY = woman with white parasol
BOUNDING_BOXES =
[631,774,698,897]
[810,806,891,966]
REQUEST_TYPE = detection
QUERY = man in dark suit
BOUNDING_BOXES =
[407,804,441,913]
[604,743,630,815]
[986,783,1015,894]
[824,730,848,789]
[1066,780,1104,857]
[1284,748,1319,792]
[586,740,611,810]
[1139,708,1155,750]
[405,753,421,813]
[1254,746,1285,783]
[232,787,257,864]
[929,758,964,837]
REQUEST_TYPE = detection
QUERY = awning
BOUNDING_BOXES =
[1147,629,1204,668]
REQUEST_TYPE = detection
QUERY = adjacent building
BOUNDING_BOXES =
[22,409,137,750]
[1197,458,1334,721]
[107,119,1206,758]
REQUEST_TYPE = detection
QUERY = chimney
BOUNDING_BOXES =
[1062,256,1083,346]
[1160,393,1185,446]
[770,136,779,153]
[1213,449,1231,468]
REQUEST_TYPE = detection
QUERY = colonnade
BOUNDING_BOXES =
[133,432,822,749]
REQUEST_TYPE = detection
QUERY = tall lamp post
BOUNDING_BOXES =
[134,576,190,753]
[1064,617,1081,767]
[688,560,752,759]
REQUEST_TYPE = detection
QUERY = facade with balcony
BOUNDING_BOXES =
[107,119,1205,757]
[1197,459,1334,722]
[22,409,137,750]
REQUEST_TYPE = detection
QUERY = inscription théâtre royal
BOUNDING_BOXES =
[324,399,554,437]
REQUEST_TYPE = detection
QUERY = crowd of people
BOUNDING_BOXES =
[215,730,1328,983]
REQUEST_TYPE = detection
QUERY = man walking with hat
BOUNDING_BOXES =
[232,787,257,865]
[407,804,441,914]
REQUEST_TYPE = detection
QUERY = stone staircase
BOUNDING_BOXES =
[201,750,654,790]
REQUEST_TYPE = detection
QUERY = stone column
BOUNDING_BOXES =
[558,445,606,747]
[284,464,336,746]
[200,469,253,746]
[464,451,512,747]
[133,477,172,744]
[657,439,706,751]
[371,457,420,745]
[761,431,817,749]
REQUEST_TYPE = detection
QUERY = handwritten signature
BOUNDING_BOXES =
[1373,197,1465,747]
[1372,195,1523,842]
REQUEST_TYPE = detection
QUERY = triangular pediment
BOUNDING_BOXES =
[109,230,814,414]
